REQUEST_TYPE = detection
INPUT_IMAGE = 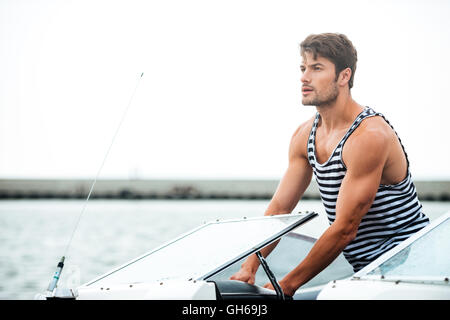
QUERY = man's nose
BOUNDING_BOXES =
[301,70,311,84]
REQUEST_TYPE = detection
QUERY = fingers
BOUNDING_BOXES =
[230,271,251,283]
[229,269,256,284]
[230,275,246,282]
[263,283,274,290]
[230,273,246,281]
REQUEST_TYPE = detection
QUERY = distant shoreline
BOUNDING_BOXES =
[1,179,449,201]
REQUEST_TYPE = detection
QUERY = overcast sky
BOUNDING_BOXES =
[1,0,449,180]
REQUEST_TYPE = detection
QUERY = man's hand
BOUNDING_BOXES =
[263,279,296,297]
[229,266,256,285]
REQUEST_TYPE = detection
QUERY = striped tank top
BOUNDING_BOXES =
[307,106,430,272]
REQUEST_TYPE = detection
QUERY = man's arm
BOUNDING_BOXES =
[267,124,390,296]
[229,121,313,284]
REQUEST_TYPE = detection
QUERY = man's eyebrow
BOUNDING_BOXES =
[301,62,325,68]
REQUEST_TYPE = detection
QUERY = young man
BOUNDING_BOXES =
[230,33,429,297]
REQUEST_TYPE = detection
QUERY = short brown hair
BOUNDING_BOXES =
[300,33,358,89]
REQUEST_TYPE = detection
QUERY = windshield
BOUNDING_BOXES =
[82,212,317,287]
[365,217,450,282]
[208,231,354,289]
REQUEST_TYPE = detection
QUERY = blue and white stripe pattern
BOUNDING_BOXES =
[307,107,430,272]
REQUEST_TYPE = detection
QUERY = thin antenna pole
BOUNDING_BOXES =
[44,72,144,297]
[63,72,144,258]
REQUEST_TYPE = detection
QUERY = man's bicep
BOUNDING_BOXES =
[335,132,389,225]
[337,167,381,217]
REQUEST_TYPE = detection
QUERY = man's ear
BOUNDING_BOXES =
[338,67,352,87]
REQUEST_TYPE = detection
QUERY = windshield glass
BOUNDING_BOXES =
[208,231,354,289]
[83,212,316,286]
[366,217,450,281]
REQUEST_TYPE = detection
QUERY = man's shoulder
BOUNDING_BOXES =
[343,116,392,169]
[350,114,394,142]
[291,115,316,141]
[289,115,316,158]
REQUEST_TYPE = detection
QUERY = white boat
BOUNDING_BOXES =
[43,210,450,300]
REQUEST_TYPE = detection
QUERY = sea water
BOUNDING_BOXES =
[1,199,449,300]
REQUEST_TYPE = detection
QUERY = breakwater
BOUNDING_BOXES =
[0,179,449,201]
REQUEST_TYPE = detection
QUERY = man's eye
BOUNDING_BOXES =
[314,67,321,71]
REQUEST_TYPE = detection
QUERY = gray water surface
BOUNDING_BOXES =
[1,199,448,299]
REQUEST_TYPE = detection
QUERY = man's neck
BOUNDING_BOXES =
[316,93,363,133]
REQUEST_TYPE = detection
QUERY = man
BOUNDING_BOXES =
[230,33,429,297]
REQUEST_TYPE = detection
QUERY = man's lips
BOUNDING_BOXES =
[302,87,314,95]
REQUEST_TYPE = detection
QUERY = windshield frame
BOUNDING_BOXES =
[353,211,450,286]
